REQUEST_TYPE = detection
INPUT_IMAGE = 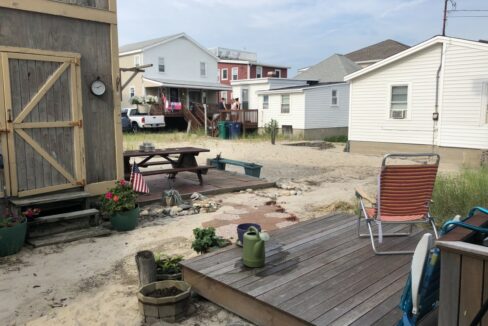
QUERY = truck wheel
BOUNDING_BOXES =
[131,123,139,133]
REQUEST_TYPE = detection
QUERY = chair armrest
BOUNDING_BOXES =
[355,187,376,204]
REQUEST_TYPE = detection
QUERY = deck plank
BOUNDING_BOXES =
[181,214,427,326]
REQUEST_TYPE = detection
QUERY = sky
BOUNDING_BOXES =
[117,0,488,75]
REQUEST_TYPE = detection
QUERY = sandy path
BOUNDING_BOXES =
[0,138,459,325]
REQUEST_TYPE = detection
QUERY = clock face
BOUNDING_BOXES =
[91,80,106,96]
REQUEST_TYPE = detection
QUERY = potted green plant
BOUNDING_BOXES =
[191,227,231,254]
[100,180,139,231]
[0,204,27,257]
[155,253,183,280]
[264,119,279,145]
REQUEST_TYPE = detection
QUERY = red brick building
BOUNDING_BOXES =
[209,47,289,104]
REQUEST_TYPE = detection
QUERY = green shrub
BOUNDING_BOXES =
[191,227,228,254]
[154,253,183,274]
[431,168,488,226]
[323,135,348,143]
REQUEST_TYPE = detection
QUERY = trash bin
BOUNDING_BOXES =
[229,122,241,139]
[218,121,228,139]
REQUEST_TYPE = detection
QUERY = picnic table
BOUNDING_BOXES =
[123,147,213,186]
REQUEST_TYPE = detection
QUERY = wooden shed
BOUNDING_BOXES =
[0,0,123,199]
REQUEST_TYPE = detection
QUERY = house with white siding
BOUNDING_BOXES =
[232,54,360,139]
[119,33,230,109]
[345,36,488,166]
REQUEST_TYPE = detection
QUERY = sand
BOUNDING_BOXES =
[0,137,459,325]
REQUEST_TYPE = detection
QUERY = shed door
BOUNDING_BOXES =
[0,49,85,197]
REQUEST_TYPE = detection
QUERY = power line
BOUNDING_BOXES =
[448,9,488,12]
[448,15,488,18]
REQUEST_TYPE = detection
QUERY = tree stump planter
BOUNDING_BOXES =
[0,220,27,257]
[110,207,139,231]
[137,280,191,322]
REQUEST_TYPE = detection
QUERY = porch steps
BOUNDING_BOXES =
[27,227,111,248]
[10,190,91,206]
[9,191,111,247]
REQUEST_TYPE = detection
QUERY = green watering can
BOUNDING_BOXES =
[242,226,270,268]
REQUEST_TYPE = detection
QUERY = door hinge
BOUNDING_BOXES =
[70,120,83,128]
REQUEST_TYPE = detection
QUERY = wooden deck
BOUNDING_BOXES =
[181,213,427,326]
[136,169,275,205]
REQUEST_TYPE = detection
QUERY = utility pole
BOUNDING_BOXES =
[442,0,456,36]
[442,0,448,36]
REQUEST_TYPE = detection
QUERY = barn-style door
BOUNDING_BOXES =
[0,48,85,197]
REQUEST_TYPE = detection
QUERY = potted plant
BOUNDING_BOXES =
[191,227,231,254]
[155,253,183,280]
[0,204,27,257]
[264,119,279,145]
[100,180,139,231]
[138,280,191,322]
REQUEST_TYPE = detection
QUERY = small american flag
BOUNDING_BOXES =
[130,163,150,194]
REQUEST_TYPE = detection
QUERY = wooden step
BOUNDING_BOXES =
[28,209,99,225]
[27,227,112,248]
[10,191,91,207]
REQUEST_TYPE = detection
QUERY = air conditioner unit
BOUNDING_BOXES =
[391,110,406,119]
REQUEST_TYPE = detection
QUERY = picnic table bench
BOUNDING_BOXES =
[208,157,262,178]
[124,147,213,186]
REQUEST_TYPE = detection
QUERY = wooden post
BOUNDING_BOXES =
[135,250,157,287]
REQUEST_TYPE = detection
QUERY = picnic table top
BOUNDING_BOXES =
[123,147,210,157]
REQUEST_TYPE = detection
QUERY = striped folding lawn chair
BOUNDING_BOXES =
[356,153,440,255]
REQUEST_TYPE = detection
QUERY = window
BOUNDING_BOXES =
[263,95,269,109]
[158,57,165,72]
[390,85,408,119]
[275,69,281,78]
[129,87,135,98]
[200,62,207,77]
[281,94,290,113]
[282,125,293,135]
[256,66,263,78]
[134,55,141,67]
[331,89,338,106]
[232,67,238,80]
[222,68,228,80]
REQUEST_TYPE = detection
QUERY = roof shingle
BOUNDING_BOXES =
[345,39,410,63]
[294,54,361,82]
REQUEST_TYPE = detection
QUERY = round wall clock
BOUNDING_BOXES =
[91,78,106,96]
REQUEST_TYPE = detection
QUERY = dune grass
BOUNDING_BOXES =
[431,167,488,225]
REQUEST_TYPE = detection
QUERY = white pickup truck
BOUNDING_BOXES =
[123,108,165,132]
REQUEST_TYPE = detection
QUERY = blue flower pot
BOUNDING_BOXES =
[237,223,261,245]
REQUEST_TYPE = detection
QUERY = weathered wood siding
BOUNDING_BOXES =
[0,8,116,184]
[50,0,109,10]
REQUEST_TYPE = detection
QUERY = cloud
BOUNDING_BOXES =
[117,0,488,74]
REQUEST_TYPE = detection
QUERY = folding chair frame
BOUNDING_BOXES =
[356,153,440,255]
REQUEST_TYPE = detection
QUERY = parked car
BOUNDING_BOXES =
[125,107,165,132]
[121,108,131,132]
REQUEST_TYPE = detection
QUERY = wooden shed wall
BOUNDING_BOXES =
[0,8,117,184]
[52,0,109,10]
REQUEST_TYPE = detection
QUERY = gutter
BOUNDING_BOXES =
[433,42,445,151]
